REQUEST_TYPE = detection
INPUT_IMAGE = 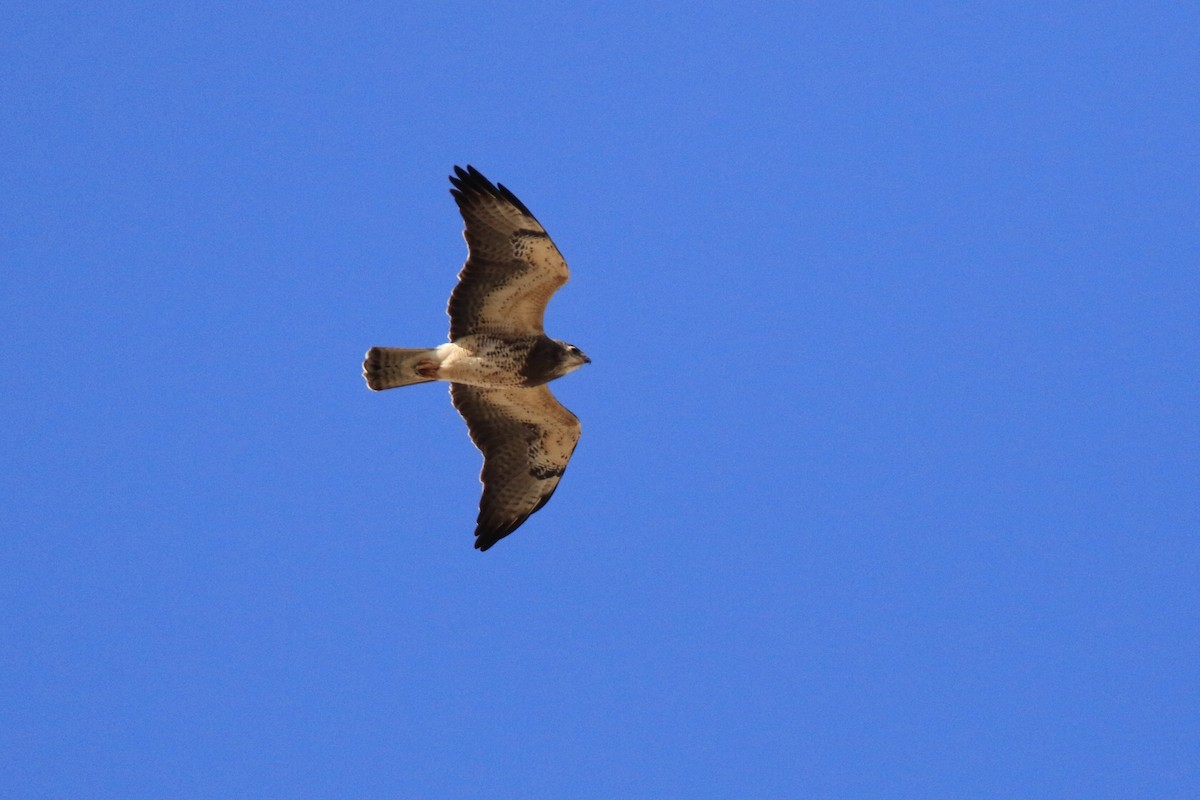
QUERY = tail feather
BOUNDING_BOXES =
[363,346,439,390]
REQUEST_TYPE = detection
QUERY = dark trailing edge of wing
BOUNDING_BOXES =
[449,164,539,221]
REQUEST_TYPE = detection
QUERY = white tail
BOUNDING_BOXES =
[363,347,439,390]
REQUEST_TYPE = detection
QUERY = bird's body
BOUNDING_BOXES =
[365,334,585,390]
[363,166,589,551]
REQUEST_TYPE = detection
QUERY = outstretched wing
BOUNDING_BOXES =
[447,165,569,339]
[450,383,582,551]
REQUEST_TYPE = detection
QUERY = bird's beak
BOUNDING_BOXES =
[583,355,592,364]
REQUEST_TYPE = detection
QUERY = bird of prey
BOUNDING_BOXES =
[363,165,590,551]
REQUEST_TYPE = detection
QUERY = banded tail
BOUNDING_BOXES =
[363,346,440,391]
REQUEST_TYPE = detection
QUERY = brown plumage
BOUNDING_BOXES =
[363,166,590,550]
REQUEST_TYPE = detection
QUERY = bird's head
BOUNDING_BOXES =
[556,340,592,374]
[523,337,591,385]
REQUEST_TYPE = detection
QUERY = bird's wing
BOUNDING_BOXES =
[449,383,582,551]
[447,165,569,339]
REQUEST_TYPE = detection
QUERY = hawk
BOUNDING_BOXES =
[363,166,590,551]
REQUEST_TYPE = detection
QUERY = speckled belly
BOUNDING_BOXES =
[435,336,530,387]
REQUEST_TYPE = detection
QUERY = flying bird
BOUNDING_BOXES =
[363,166,590,551]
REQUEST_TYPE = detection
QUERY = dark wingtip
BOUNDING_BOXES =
[449,164,488,195]
[474,526,505,551]
[473,516,528,552]
[448,164,537,220]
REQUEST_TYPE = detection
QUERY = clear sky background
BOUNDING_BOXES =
[3,2,1198,797]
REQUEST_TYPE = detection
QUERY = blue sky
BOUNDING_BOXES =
[3,2,1198,797]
